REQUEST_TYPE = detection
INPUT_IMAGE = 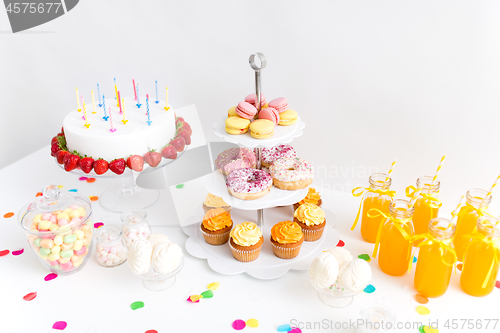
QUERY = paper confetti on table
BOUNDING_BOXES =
[52,321,67,330]
[87,178,96,183]
[0,250,10,257]
[23,292,37,301]
[336,240,345,247]
[187,296,200,303]
[413,256,417,263]
[277,324,292,331]
[423,326,439,333]
[232,320,246,330]
[246,319,259,328]
[207,282,220,290]
[201,290,214,299]
[94,222,104,229]
[78,177,88,181]
[145,330,158,333]
[290,328,302,333]
[3,212,14,218]
[175,184,184,189]
[496,281,500,289]
[130,301,145,310]
[414,293,429,304]
[12,249,24,256]
[416,305,431,315]
[418,326,426,333]
[89,196,99,201]
[358,254,370,262]
[44,273,58,281]
[36,192,43,197]
[457,263,463,271]
[68,189,78,192]
[57,185,64,189]
[363,284,376,293]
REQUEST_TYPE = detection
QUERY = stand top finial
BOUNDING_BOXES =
[249,53,267,72]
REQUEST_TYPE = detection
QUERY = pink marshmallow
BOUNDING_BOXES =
[58,218,69,227]
[70,217,81,225]
[42,213,52,221]
[50,215,57,223]
[74,246,86,256]
[100,255,108,262]
[69,204,79,210]
[60,261,73,271]
[103,246,110,252]
[50,260,58,266]
[110,246,117,254]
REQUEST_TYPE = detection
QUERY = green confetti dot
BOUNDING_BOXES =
[358,254,370,261]
[175,184,184,189]
[130,301,144,310]
[419,326,426,333]
[201,290,213,299]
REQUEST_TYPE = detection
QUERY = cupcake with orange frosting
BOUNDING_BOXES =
[229,222,264,262]
[270,221,304,259]
[200,208,233,245]
[293,188,322,211]
[293,203,326,241]
[203,193,231,213]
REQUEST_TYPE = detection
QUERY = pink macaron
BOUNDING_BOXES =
[258,107,280,125]
[245,93,266,109]
[268,97,289,113]
[235,101,258,119]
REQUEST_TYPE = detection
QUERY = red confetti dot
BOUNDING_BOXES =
[145,331,158,333]
[78,177,88,181]
[3,212,14,218]
[337,239,345,247]
[52,321,67,330]
[232,320,246,330]
[35,192,43,197]
[89,196,99,201]
[457,263,463,271]
[23,292,37,301]
[0,250,9,257]
[44,273,58,281]
[496,281,500,289]
[12,249,24,256]
[86,178,96,183]
[94,222,104,229]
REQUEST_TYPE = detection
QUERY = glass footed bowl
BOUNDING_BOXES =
[132,258,184,291]
[313,283,363,308]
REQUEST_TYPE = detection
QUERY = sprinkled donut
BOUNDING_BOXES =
[270,157,313,190]
[259,144,296,168]
[226,168,272,200]
[215,148,256,176]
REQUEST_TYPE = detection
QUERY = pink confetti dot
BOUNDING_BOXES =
[0,249,9,257]
[290,328,302,333]
[23,292,37,301]
[44,273,58,281]
[78,177,88,181]
[186,296,199,303]
[94,222,104,229]
[52,321,67,330]
[12,248,24,256]
[496,281,500,289]
[337,240,345,247]
[232,320,246,330]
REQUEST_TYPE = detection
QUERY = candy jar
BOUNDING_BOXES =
[371,199,414,276]
[96,225,127,267]
[454,188,491,261]
[406,176,441,239]
[18,185,93,275]
[121,209,151,246]
[352,173,395,243]
[460,216,500,297]
[413,218,456,298]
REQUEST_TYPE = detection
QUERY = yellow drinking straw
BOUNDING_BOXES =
[432,154,447,184]
[486,175,500,198]
[164,86,170,111]
[451,195,466,221]
[76,87,81,111]
[408,187,422,209]
[384,158,398,182]
[121,98,128,125]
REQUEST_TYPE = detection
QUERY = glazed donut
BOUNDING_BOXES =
[215,148,256,176]
[270,157,313,190]
[259,144,296,168]
[226,168,272,200]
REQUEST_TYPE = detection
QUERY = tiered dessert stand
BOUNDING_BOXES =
[183,53,339,279]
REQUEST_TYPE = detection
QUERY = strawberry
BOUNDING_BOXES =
[126,155,144,172]
[182,122,192,135]
[51,136,59,145]
[93,159,109,175]
[109,158,126,175]
[51,142,61,157]
[143,150,162,167]
[78,156,95,174]
[161,145,177,160]
[177,128,191,145]
[63,152,80,172]
[170,136,185,152]
[61,127,64,135]
[56,150,69,164]
[176,117,184,123]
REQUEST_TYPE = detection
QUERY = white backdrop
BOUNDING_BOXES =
[1,0,500,214]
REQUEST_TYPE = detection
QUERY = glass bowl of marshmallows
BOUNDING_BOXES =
[309,247,372,307]
[127,233,184,291]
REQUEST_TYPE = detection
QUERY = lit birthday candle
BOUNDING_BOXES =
[164,86,170,111]
[91,90,96,114]
[97,83,102,107]
[121,98,128,125]
[118,90,122,114]
[133,79,137,100]
[146,94,152,126]
[102,95,109,121]
[83,101,90,128]
[76,87,81,111]
[136,83,142,108]
[155,80,159,103]
[109,107,116,132]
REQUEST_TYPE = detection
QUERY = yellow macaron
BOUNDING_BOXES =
[228,106,239,118]
[278,109,298,126]
[225,117,250,135]
[250,119,274,139]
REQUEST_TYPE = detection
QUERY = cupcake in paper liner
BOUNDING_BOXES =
[229,222,263,262]
[293,187,322,211]
[294,203,326,241]
[200,208,233,245]
[270,220,304,259]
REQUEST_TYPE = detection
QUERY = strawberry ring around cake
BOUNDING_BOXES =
[226,168,272,200]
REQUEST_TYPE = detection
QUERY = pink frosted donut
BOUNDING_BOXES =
[270,157,313,190]
[226,168,272,200]
[260,144,296,168]
[215,148,256,175]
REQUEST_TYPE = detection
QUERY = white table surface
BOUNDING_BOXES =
[1,149,499,333]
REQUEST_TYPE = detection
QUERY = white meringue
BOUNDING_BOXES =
[148,233,171,250]
[324,247,353,268]
[338,259,372,292]
[309,252,339,289]
[152,243,183,275]
[127,239,153,275]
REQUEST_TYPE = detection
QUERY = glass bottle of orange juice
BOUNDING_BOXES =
[352,173,394,243]
[413,218,456,298]
[454,189,492,261]
[372,199,414,276]
[406,176,441,238]
[460,216,500,297]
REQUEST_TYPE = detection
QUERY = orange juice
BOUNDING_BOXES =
[377,199,414,276]
[460,217,500,297]
[454,189,491,261]
[408,176,441,239]
[414,218,456,298]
